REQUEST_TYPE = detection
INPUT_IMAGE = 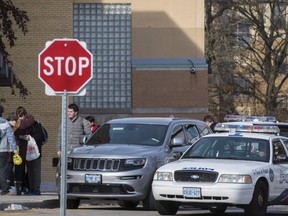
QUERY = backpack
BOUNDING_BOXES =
[32,121,48,145]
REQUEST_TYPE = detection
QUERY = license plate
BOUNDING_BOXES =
[183,187,201,198]
[85,174,102,184]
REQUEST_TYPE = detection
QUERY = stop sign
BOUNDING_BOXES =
[38,39,93,94]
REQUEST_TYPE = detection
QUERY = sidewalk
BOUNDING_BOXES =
[0,192,59,210]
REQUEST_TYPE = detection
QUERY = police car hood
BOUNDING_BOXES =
[158,158,268,173]
[69,144,161,158]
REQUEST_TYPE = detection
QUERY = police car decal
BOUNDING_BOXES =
[182,167,215,171]
[269,168,274,182]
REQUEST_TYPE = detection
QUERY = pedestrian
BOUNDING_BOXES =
[56,103,92,157]
[0,116,18,195]
[5,112,18,187]
[203,115,217,133]
[14,106,43,195]
[85,115,99,133]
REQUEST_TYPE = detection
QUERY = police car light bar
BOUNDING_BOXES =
[214,123,280,134]
[224,115,277,122]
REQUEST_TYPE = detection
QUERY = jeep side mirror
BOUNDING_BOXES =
[170,136,186,148]
[79,135,89,144]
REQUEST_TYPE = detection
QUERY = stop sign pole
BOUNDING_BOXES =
[38,39,93,216]
[60,91,68,216]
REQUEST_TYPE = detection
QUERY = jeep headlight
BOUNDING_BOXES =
[218,174,252,183]
[153,171,173,181]
[124,158,146,166]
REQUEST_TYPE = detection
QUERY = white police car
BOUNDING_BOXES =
[152,126,288,216]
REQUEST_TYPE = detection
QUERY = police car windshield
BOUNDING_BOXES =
[85,123,168,146]
[182,137,270,162]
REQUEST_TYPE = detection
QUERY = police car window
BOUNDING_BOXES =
[281,138,288,149]
[278,126,288,137]
[182,137,270,162]
[273,140,288,163]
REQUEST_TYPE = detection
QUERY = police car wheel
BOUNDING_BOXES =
[155,200,179,215]
[244,180,268,216]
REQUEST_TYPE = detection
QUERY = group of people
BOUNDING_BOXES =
[0,106,44,196]
[0,103,99,196]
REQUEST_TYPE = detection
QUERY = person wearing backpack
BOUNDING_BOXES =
[14,107,44,195]
[56,103,92,157]
[0,117,18,195]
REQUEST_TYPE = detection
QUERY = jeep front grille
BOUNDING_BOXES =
[72,158,121,171]
[174,170,218,182]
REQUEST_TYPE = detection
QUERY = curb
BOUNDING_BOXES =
[0,199,60,210]
[0,193,60,211]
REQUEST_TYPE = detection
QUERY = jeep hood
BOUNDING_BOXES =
[69,144,161,158]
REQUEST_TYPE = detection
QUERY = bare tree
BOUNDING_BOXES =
[205,0,288,121]
[0,0,30,99]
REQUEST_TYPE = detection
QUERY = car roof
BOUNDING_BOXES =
[107,117,206,125]
[204,132,285,140]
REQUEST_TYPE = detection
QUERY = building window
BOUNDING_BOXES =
[73,3,132,109]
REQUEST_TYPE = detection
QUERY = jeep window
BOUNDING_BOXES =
[185,125,200,144]
[85,123,167,146]
[170,125,186,145]
[197,125,213,136]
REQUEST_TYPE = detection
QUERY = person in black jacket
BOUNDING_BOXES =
[203,115,217,133]
[14,107,44,195]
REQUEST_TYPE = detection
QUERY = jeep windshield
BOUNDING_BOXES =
[85,123,168,146]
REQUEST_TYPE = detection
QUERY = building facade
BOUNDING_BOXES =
[2,0,207,191]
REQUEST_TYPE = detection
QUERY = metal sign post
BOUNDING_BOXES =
[38,39,93,216]
[60,91,68,216]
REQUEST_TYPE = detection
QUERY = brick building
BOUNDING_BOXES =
[1,0,208,191]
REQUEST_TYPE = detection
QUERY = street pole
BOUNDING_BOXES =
[60,90,68,216]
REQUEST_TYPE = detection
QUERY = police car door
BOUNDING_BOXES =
[270,138,288,203]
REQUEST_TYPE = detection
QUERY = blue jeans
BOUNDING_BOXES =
[0,152,9,191]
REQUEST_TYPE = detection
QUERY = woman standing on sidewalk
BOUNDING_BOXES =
[14,107,43,195]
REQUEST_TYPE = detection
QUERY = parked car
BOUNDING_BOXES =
[56,117,213,210]
[152,126,288,216]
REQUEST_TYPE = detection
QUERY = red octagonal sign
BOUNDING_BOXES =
[38,39,93,94]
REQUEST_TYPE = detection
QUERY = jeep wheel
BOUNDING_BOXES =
[244,181,268,216]
[142,187,156,210]
[155,200,179,215]
[117,200,139,209]
[209,205,227,213]
[67,199,80,209]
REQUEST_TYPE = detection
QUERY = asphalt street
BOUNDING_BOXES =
[0,193,287,216]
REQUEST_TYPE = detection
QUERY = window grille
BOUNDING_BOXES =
[73,3,132,109]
